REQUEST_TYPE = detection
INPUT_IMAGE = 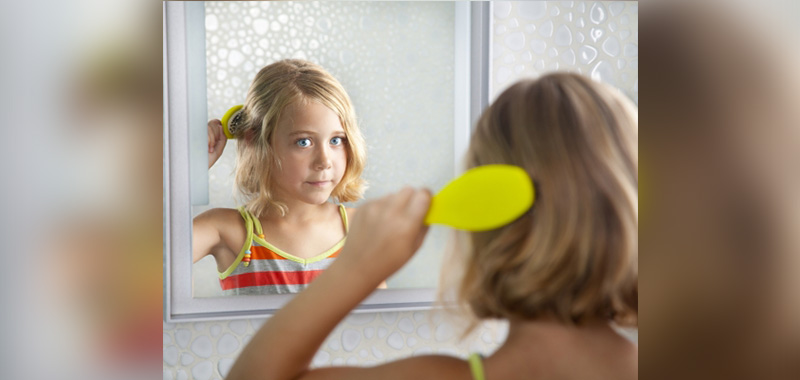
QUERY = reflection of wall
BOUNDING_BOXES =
[165,3,638,378]
[192,1,455,296]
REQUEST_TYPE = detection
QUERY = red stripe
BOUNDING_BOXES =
[220,270,324,290]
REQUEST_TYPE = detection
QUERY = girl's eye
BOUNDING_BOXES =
[330,136,345,146]
[296,138,312,148]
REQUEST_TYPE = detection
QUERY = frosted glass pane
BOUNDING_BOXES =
[491,1,638,104]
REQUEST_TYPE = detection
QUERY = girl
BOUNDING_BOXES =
[192,59,376,295]
[226,73,638,379]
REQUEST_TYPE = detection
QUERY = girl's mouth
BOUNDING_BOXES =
[306,180,331,187]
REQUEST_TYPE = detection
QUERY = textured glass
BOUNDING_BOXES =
[193,1,455,296]
[491,1,638,103]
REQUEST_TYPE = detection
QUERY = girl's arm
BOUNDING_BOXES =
[226,188,469,380]
[346,207,388,290]
[192,119,230,264]
[192,209,228,263]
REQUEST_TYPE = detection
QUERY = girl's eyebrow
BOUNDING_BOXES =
[287,129,346,137]
[288,130,317,136]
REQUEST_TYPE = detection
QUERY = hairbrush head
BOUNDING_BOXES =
[220,105,244,139]
[424,164,534,231]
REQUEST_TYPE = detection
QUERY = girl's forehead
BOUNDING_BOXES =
[279,100,344,133]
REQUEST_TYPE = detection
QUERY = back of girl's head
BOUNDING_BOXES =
[456,73,637,328]
[232,59,366,216]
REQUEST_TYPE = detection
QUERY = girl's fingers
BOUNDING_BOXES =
[215,119,225,140]
[409,188,432,220]
[389,187,431,239]
[208,127,215,153]
[393,188,431,225]
[208,119,226,154]
[208,120,220,153]
[214,131,227,154]
[391,187,416,213]
[407,189,431,249]
[207,119,226,168]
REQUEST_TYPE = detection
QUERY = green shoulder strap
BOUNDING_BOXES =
[468,353,486,380]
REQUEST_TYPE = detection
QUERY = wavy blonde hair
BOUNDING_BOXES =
[232,59,367,217]
[449,73,638,332]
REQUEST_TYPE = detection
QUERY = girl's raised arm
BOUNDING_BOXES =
[192,119,231,263]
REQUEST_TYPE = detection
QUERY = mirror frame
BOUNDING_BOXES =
[164,1,489,322]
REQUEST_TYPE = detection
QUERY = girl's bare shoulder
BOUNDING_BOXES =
[194,207,241,222]
[194,207,246,232]
[344,206,358,219]
[195,207,249,251]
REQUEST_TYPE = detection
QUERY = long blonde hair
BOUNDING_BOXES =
[452,73,638,331]
[233,59,367,217]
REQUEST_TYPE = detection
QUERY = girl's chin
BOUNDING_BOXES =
[300,193,335,205]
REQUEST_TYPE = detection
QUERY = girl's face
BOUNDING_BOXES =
[271,100,348,206]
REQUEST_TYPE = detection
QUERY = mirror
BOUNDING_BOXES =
[165,1,481,320]
[193,1,462,297]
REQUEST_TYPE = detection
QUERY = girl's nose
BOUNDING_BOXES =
[315,146,333,170]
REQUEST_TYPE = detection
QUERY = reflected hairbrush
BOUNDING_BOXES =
[220,105,244,139]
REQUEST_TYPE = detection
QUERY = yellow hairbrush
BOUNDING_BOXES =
[220,105,244,139]
[425,164,535,231]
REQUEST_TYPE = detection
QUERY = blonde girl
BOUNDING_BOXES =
[226,72,638,379]
[192,59,373,295]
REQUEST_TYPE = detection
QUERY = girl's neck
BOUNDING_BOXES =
[265,198,334,225]
[498,316,620,351]
[515,315,615,336]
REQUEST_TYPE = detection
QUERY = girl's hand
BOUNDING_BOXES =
[339,187,432,283]
[208,119,227,169]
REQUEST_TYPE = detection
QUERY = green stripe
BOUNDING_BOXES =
[218,207,253,280]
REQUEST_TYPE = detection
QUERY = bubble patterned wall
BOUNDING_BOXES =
[164,312,509,380]
[491,1,638,103]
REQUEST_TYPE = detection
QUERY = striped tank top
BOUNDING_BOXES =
[218,204,349,295]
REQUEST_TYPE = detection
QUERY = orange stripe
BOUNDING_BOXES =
[250,245,288,260]
[250,245,343,261]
